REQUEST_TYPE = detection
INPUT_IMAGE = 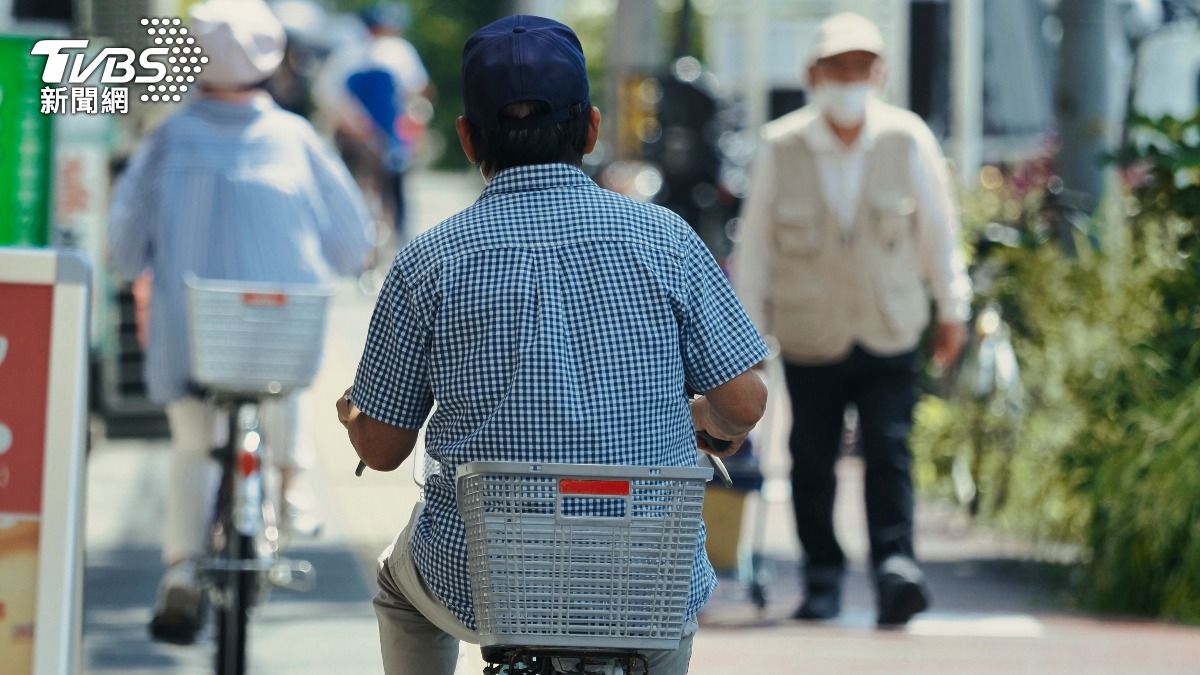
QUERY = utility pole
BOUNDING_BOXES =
[950,0,983,189]
[1056,0,1115,214]
[743,0,769,135]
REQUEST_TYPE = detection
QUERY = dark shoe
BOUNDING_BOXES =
[149,561,206,645]
[792,583,842,621]
[876,555,930,627]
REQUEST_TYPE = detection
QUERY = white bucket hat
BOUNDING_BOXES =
[190,0,286,88]
[810,12,886,63]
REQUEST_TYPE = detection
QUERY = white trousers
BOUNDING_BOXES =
[162,393,312,564]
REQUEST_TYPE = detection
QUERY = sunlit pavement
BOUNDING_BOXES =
[83,170,1200,674]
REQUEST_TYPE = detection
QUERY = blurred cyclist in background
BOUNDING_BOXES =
[316,3,434,251]
[107,0,372,645]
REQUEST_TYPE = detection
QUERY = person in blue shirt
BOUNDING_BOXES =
[315,3,434,247]
[107,0,372,645]
[335,15,768,675]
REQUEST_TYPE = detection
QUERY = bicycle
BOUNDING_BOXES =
[944,225,1025,518]
[183,275,329,674]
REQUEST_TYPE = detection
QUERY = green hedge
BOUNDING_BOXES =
[910,113,1200,621]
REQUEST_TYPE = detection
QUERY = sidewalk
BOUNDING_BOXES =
[689,368,1200,673]
[83,433,385,674]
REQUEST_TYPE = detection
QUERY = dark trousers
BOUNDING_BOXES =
[333,129,408,243]
[783,345,918,586]
[381,167,407,242]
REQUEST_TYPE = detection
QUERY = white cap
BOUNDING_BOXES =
[810,12,886,63]
[190,0,285,88]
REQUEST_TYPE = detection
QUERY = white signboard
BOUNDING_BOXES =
[0,247,89,675]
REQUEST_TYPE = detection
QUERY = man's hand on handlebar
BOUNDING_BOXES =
[336,387,354,428]
[336,386,423,473]
[690,396,750,459]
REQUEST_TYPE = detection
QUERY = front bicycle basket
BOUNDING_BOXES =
[457,461,711,651]
[184,275,332,395]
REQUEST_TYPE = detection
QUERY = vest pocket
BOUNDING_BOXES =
[870,197,916,252]
[769,287,842,357]
[774,203,822,257]
[873,266,929,338]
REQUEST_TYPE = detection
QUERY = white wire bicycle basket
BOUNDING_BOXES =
[457,461,712,651]
[184,275,333,396]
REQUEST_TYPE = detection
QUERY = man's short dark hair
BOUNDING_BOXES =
[469,101,590,176]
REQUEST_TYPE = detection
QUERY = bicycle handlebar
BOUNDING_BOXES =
[355,445,734,487]
[696,430,732,454]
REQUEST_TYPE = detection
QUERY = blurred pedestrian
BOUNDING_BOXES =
[335,15,767,674]
[731,12,971,627]
[315,2,434,247]
[107,0,372,645]
[266,0,335,118]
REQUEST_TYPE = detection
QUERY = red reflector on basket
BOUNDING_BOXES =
[559,479,630,496]
[242,292,287,307]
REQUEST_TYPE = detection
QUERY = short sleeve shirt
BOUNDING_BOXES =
[352,163,769,628]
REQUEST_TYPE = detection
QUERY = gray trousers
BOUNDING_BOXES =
[373,509,697,674]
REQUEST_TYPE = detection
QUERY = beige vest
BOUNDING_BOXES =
[767,128,929,363]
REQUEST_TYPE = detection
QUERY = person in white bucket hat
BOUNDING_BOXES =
[107,0,373,645]
[190,0,286,88]
[731,11,971,627]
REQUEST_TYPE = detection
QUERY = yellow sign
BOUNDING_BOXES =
[0,520,39,674]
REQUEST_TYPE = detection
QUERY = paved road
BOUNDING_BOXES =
[83,170,1200,674]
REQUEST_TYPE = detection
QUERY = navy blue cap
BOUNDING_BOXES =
[461,15,590,131]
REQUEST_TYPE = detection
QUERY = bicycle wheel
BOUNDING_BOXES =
[215,530,255,675]
[213,402,262,675]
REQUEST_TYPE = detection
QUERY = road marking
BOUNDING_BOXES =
[907,613,1045,638]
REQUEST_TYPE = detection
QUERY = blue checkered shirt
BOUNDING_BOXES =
[352,163,768,629]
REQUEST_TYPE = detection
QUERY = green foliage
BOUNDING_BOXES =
[910,113,1200,621]
[1071,113,1200,619]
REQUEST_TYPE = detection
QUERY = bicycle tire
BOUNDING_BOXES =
[215,529,255,674]
[214,401,260,675]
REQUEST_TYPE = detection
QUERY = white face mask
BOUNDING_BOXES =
[811,82,874,126]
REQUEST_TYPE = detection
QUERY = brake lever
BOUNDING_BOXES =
[697,431,734,488]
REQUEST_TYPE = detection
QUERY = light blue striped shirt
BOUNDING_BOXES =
[108,94,372,404]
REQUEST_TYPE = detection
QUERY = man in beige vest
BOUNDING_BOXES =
[732,12,970,627]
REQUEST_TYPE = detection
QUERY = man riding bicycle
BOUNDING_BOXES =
[107,0,372,645]
[336,15,767,675]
